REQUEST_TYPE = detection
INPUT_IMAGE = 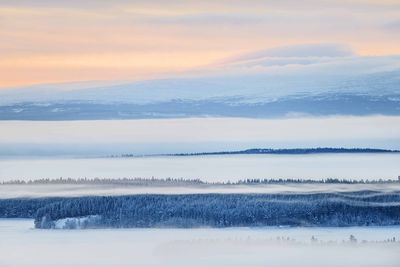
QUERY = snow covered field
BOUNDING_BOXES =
[1,219,399,267]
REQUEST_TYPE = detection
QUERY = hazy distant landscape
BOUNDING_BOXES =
[1,0,400,266]
[1,153,399,182]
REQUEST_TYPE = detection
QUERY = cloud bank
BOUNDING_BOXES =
[1,0,400,87]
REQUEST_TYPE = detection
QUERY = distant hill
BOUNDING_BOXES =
[0,61,399,120]
[1,93,400,120]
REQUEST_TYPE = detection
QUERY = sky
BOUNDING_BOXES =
[1,0,400,88]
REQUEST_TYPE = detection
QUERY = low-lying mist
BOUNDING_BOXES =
[1,220,399,267]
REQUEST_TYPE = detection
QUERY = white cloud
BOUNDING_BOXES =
[219,43,355,64]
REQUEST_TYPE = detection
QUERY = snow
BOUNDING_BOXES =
[0,219,399,267]
[53,216,101,229]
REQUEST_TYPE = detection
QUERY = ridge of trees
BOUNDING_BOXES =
[115,147,400,158]
[2,177,399,185]
[1,191,400,229]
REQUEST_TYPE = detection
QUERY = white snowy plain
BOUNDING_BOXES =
[0,219,399,267]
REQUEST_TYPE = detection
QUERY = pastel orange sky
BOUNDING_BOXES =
[1,0,400,88]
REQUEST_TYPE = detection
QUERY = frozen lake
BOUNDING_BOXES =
[0,153,400,182]
[1,219,399,267]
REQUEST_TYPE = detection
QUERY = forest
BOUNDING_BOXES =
[3,177,400,185]
[1,191,400,229]
[116,147,400,157]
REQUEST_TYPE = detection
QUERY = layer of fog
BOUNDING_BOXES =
[0,153,399,183]
[1,116,399,146]
[2,182,400,199]
[0,220,399,267]
[1,116,399,158]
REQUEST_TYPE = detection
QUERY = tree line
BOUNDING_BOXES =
[1,191,399,229]
[2,177,399,185]
[33,192,400,229]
